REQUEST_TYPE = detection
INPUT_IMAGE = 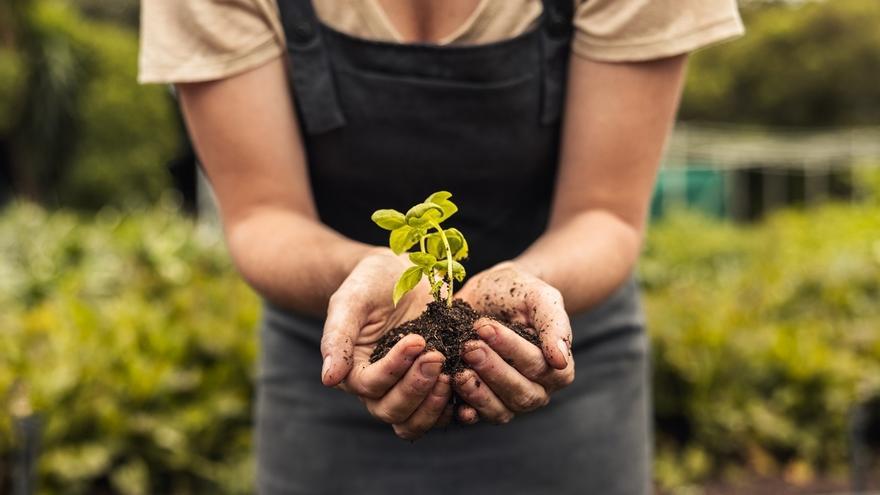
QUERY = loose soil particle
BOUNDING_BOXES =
[369,299,541,375]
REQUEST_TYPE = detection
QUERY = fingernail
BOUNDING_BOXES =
[404,345,423,359]
[476,323,496,343]
[321,356,332,381]
[421,361,442,378]
[557,339,569,362]
[463,347,486,365]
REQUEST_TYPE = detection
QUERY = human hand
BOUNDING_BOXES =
[321,248,453,440]
[453,261,574,424]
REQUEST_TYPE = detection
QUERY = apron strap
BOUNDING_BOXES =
[538,0,574,125]
[277,0,346,134]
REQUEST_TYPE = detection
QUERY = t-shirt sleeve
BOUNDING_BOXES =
[138,0,285,84]
[572,0,744,62]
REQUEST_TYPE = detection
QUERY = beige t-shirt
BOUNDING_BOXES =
[139,0,744,84]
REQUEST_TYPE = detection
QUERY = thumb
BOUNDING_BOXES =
[320,292,364,387]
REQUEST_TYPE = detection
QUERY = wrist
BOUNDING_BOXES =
[501,258,544,280]
[353,246,411,272]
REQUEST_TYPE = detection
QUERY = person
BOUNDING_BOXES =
[140,1,742,493]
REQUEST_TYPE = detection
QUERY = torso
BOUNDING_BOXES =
[256,2,651,493]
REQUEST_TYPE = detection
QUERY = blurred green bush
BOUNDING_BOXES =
[0,200,259,494]
[1,187,878,492]
[648,170,880,488]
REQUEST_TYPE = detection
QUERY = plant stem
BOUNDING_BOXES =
[420,234,440,302]
[429,220,454,307]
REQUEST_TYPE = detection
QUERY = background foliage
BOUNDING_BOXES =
[0,199,259,494]
[0,0,180,209]
[1,0,880,493]
[681,0,880,126]
[1,172,878,493]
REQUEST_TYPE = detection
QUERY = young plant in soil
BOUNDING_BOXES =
[368,191,540,375]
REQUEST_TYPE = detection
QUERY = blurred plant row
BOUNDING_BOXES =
[647,177,880,489]
[0,173,877,493]
[0,198,260,494]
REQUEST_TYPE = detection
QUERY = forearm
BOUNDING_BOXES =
[175,59,381,315]
[227,207,379,316]
[514,55,687,314]
[513,210,640,314]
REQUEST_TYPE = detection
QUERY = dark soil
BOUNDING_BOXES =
[369,299,540,375]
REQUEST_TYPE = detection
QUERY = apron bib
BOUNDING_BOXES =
[257,1,651,493]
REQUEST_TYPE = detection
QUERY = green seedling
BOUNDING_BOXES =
[371,191,469,307]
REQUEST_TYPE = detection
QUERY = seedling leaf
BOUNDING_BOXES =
[424,229,468,261]
[405,202,444,227]
[372,191,468,307]
[389,225,419,254]
[425,191,458,222]
[393,266,423,306]
[444,228,469,260]
[409,252,437,271]
[434,260,466,282]
[371,209,406,230]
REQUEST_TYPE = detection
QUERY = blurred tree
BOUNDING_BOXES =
[0,0,179,209]
[681,0,880,126]
[1,0,82,202]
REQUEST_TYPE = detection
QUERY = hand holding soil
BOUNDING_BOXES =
[360,192,574,431]
[454,262,575,424]
[320,249,456,439]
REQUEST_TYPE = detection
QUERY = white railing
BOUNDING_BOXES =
[663,122,880,170]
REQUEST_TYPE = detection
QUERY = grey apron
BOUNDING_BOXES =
[257,0,651,493]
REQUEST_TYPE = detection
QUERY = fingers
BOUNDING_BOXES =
[475,319,574,392]
[475,319,548,379]
[461,340,549,413]
[320,291,366,386]
[528,286,572,370]
[365,351,445,424]
[456,404,479,425]
[392,374,452,440]
[436,403,455,428]
[453,370,514,424]
[345,334,426,398]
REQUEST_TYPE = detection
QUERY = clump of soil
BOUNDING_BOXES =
[369,299,540,375]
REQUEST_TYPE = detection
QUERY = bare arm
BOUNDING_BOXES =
[454,54,688,423]
[515,54,688,313]
[177,57,451,438]
[176,57,373,316]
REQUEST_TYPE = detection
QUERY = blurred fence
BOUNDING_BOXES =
[653,123,880,221]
